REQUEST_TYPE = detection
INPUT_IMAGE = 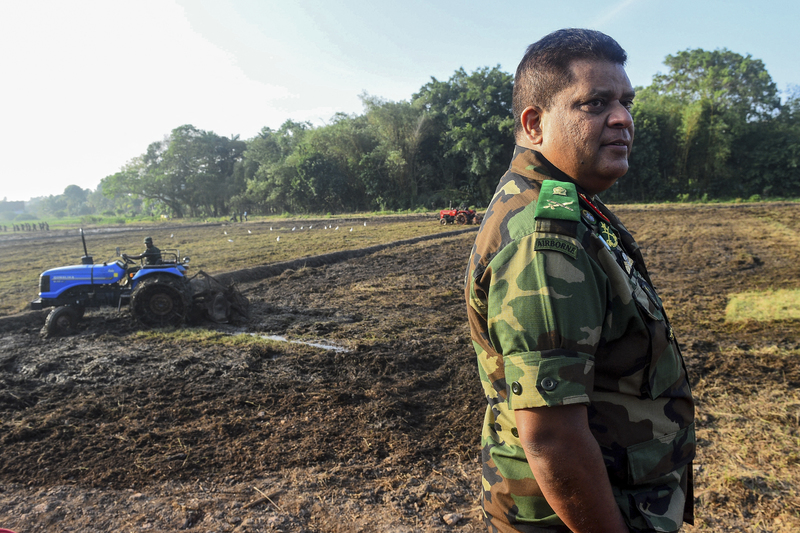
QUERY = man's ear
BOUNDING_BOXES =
[520,106,544,147]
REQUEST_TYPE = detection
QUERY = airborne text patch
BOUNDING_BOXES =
[534,237,578,259]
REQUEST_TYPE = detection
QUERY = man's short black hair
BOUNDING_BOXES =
[513,28,627,139]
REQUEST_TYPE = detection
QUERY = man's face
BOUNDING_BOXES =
[536,59,635,195]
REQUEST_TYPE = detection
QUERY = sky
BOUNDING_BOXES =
[1,0,798,202]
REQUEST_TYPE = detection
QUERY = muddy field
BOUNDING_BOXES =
[1,203,799,532]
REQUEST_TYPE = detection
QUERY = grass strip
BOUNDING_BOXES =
[725,289,800,322]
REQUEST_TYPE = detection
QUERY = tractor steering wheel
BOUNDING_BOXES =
[122,254,135,265]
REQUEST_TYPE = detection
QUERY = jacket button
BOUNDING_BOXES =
[511,381,523,395]
[540,377,557,391]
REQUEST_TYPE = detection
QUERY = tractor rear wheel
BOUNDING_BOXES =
[455,213,468,225]
[43,306,79,337]
[131,275,190,328]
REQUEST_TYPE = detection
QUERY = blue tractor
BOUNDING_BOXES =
[31,230,247,336]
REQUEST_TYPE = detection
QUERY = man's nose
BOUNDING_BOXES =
[607,103,633,129]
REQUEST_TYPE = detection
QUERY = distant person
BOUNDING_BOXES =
[123,236,162,265]
[464,29,695,533]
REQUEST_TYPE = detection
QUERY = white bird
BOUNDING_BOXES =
[270,227,273,231]
[335,226,339,230]
[170,233,174,238]
[228,239,233,243]
[224,231,228,235]
[248,230,252,234]
[276,236,280,242]
[350,227,353,232]
[363,221,367,226]
[301,226,304,230]
[292,227,296,231]
[309,225,313,229]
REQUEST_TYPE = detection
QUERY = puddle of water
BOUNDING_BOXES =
[249,333,350,353]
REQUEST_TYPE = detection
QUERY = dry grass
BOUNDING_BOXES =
[692,342,800,531]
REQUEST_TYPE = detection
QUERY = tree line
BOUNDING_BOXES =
[27,48,800,219]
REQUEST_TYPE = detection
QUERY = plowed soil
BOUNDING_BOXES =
[1,203,799,532]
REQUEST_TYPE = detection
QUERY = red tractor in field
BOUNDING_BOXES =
[439,206,483,226]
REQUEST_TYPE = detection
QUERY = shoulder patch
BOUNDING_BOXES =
[534,180,580,222]
[534,236,578,259]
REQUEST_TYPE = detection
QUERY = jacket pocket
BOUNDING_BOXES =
[620,424,696,531]
[626,423,695,486]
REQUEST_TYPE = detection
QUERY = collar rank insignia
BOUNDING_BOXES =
[599,221,619,249]
[543,198,575,211]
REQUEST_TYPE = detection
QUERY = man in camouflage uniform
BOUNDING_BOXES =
[123,236,162,265]
[465,29,695,533]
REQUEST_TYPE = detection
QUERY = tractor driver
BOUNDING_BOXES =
[123,236,162,265]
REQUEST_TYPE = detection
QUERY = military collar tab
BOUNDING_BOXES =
[510,146,590,194]
[534,180,581,222]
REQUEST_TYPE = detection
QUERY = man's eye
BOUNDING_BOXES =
[583,100,605,112]
[622,100,634,110]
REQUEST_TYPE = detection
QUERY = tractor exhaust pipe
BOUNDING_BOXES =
[79,228,93,265]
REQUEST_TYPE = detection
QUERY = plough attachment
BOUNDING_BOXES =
[188,270,250,323]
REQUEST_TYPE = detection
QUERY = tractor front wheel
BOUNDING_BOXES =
[131,275,190,328]
[43,306,79,337]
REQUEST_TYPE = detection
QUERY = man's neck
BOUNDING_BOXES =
[514,144,596,200]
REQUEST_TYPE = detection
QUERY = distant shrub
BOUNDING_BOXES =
[748,194,762,203]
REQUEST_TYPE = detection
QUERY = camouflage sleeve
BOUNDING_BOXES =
[486,231,606,410]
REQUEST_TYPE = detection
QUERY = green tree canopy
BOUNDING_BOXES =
[413,66,514,205]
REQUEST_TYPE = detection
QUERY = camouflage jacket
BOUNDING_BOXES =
[141,245,162,265]
[465,146,695,533]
